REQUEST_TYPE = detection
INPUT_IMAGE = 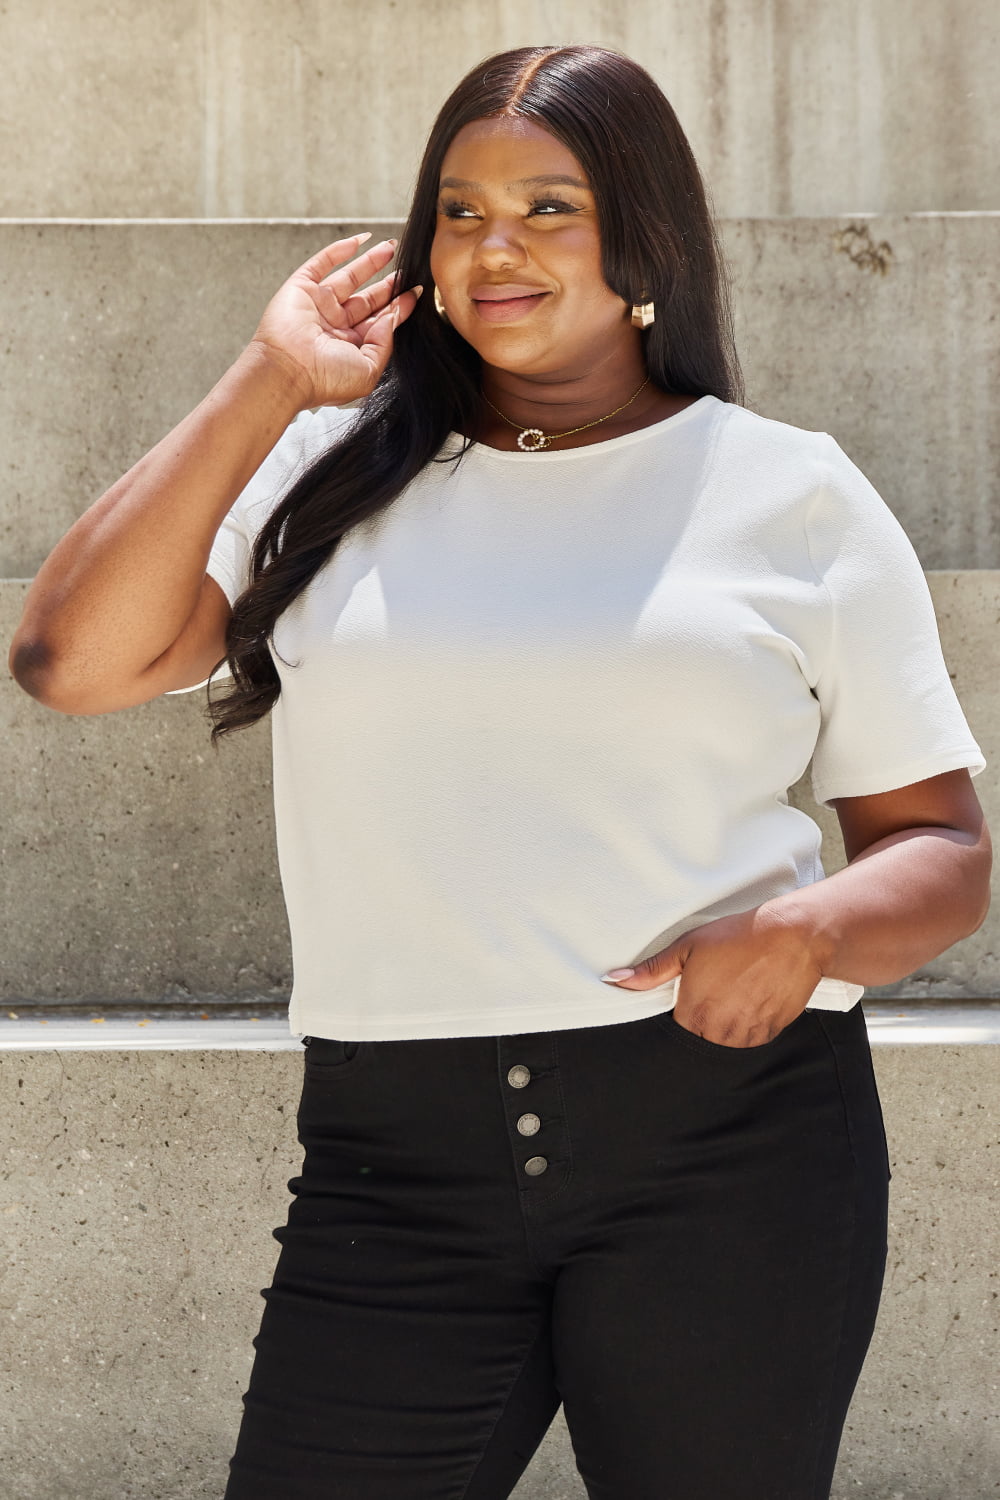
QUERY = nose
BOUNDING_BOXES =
[473,215,529,269]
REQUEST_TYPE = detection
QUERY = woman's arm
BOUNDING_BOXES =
[11,349,305,713]
[601,769,991,1046]
[770,767,992,986]
[8,233,420,714]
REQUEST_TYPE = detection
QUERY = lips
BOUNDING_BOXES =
[471,284,548,300]
[470,286,551,324]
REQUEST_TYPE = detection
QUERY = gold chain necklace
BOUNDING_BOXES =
[481,376,650,452]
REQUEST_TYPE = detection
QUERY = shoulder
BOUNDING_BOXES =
[712,402,892,525]
[712,401,837,473]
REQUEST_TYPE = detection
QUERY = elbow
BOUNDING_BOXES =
[970,872,993,939]
[961,825,993,938]
[9,634,89,714]
[9,634,57,702]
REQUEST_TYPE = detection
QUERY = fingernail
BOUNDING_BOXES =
[600,968,635,983]
[386,238,398,249]
[355,231,372,244]
[412,284,424,298]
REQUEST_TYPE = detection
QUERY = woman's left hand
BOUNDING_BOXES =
[600,902,825,1048]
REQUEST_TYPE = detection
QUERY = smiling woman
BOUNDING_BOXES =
[8,40,989,1500]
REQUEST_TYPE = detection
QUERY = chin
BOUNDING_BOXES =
[469,333,570,376]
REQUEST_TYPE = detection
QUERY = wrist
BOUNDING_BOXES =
[757,890,838,977]
[237,338,315,416]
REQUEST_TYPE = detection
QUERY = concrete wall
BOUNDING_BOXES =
[3,570,997,1004]
[3,214,999,579]
[1,0,998,219]
[1,1042,997,1499]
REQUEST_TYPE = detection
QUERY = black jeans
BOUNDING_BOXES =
[224,1003,890,1500]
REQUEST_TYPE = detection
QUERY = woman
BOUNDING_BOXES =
[9,43,990,1500]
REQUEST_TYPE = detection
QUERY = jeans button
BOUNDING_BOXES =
[524,1155,548,1176]
[516,1112,541,1136]
[507,1065,531,1088]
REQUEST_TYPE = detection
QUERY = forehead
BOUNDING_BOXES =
[438,116,590,190]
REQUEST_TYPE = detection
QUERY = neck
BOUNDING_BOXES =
[479,344,651,432]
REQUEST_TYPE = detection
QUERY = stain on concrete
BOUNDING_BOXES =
[833,222,894,275]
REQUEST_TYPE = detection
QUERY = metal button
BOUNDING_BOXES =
[516,1112,541,1136]
[507,1065,531,1089]
[524,1155,548,1176]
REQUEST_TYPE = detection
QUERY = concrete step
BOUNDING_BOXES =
[1,0,998,218]
[3,572,997,1005]
[1,1039,997,1498]
[2,215,998,578]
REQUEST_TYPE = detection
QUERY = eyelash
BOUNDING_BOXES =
[440,197,580,219]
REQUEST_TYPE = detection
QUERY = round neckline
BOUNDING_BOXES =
[447,394,719,461]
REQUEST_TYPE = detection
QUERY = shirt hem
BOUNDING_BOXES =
[288,976,864,1041]
[813,746,986,808]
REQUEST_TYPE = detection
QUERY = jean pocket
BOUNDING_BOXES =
[302,1035,365,1071]
[650,1006,809,1062]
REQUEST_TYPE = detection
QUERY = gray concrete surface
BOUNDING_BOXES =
[2,578,287,1005]
[3,215,999,579]
[0,1042,997,1498]
[1,0,998,220]
[3,573,995,1008]
[4,570,996,1005]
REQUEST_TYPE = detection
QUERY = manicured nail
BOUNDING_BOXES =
[355,231,372,244]
[412,284,424,298]
[600,968,635,983]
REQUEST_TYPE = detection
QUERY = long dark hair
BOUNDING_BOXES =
[207,43,744,741]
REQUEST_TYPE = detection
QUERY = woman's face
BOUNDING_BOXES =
[429,116,635,379]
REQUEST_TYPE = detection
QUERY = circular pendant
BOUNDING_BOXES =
[517,428,548,452]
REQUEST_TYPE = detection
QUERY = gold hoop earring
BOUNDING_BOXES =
[631,299,655,329]
[433,286,448,321]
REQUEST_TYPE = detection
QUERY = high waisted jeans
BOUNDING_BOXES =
[223,1002,890,1500]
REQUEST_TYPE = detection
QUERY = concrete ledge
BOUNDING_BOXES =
[2,216,1000,574]
[1,1042,997,1499]
[3,1002,1000,1050]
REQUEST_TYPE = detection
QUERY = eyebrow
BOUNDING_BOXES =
[438,173,590,192]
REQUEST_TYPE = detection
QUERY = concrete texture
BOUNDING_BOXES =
[2,215,999,578]
[2,579,289,1004]
[0,1043,997,1498]
[0,219,375,581]
[1,0,999,220]
[727,213,1000,571]
[3,569,997,1005]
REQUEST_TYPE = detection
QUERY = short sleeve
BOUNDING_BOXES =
[164,402,357,695]
[805,432,986,808]
[205,403,358,608]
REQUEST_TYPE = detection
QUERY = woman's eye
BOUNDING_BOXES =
[439,198,581,220]
[529,198,579,215]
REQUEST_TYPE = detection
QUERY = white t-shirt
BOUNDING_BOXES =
[197,394,985,1040]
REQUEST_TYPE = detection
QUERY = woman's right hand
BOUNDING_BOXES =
[248,232,423,410]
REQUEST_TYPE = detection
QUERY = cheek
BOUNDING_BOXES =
[429,231,465,290]
[548,233,617,303]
